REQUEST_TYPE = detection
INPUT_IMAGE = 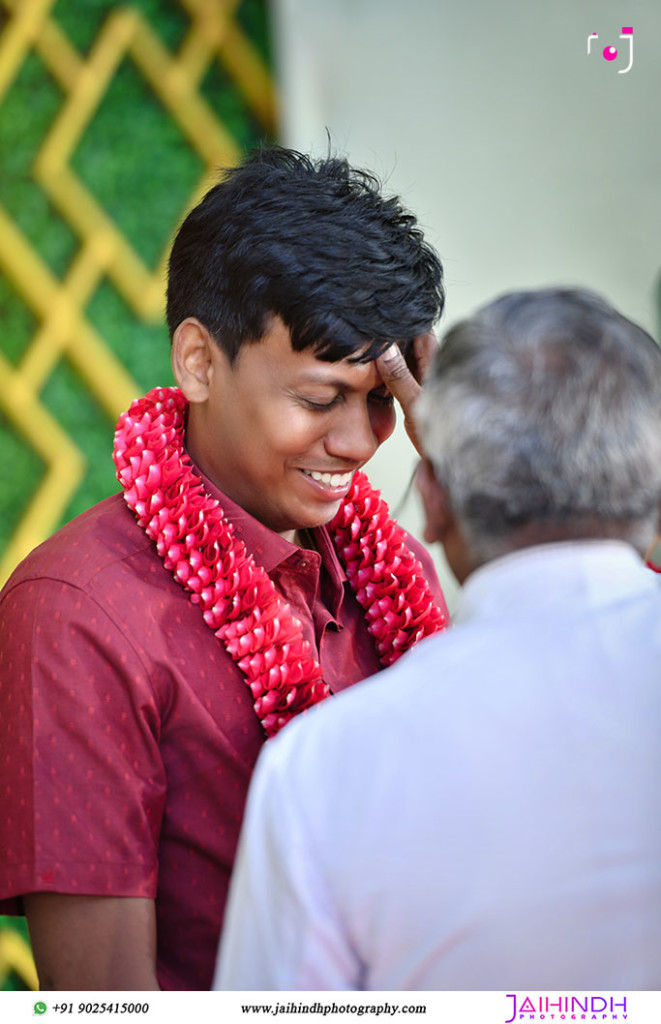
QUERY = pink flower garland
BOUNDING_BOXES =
[113,387,447,736]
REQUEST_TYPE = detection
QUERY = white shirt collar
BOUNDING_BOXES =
[454,539,658,625]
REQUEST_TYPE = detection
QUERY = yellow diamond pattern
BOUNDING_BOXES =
[0,0,277,586]
[0,925,39,990]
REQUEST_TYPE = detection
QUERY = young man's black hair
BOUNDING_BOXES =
[166,146,444,364]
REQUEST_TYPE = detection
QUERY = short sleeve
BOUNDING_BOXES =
[0,577,167,908]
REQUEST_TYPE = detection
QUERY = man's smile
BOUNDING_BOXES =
[300,468,354,490]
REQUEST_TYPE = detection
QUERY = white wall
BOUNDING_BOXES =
[273,0,661,606]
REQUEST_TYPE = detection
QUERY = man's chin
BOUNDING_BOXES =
[287,499,345,535]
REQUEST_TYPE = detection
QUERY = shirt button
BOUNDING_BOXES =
[299,558,309,569]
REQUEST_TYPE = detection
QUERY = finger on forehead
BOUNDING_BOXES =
[376,345,421,404]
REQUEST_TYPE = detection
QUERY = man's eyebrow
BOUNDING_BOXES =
[294,373,353,390]
[294,372,388,393]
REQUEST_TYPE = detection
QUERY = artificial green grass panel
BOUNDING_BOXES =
[50,0,273,67]
[237,0,274,64]
[52,0,189,55]
[0,915,33,991]
[40,359,121,528]
[0,422,45,551]
[1,53,62,178]
[85,280,174,391]
[1,53,78,280]
[0,274,39,366]
[201,57,266,154]
[71,58,206,269]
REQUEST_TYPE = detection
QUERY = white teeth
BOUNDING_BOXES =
[304,470,352,488]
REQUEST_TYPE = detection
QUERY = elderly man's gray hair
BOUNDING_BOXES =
[416,288,661,562]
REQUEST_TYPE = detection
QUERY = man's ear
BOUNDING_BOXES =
[171,318,220,403]
[416,457,454,545]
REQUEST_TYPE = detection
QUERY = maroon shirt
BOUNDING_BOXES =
[0,480,445,989]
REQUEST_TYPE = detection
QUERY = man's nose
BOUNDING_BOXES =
[324,401,379,465]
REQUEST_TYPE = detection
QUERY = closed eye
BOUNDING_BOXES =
[299,388,392,412]
[303,395,344,412]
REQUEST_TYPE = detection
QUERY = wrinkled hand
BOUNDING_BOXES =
[376,332,438,455]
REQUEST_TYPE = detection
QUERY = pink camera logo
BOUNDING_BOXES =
[587,26,634,73]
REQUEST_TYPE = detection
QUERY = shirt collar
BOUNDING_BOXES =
[196,468,346,581]
[454,539,658,625]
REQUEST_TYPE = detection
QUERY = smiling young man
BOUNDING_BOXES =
[0,147,449,990]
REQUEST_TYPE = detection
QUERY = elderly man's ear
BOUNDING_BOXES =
[417,458,474,584]
[416,459,453,545]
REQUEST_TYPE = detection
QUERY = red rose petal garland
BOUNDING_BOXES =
[113,387,447,736]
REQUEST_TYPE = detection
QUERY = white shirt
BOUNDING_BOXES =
[215,541,661,990]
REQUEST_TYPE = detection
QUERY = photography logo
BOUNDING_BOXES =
[587,26,634,73]
[505,994,628,1022]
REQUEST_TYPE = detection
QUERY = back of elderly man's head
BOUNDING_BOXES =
[416,288,661,566]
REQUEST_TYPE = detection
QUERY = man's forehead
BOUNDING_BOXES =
[294,358,385,391]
